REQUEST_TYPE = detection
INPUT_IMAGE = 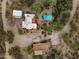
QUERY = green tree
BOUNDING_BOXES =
[31,3,43,14]
[5,31,14,44]
[44,0,52,8]
[53,20,61,30]
[42,25,52,33]
[24,46,33,55]
[55,0,72,17]
[8,46,21,57]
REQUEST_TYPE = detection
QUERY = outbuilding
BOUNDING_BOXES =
[13,10,22,18]
[33,43,51,55]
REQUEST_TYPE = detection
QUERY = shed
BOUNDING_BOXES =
[33,43,51,55]
[13,10,22,18]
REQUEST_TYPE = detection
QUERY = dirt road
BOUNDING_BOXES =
[1,0,8,31]
[60,0,79,55]
[1,0,13,59]
[61,0,78,34]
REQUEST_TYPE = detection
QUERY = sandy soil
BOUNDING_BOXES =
[1,0,79,59]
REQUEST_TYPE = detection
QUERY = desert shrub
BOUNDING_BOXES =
[5,31,14,44]
[55,0,72,17]
[24,46,33,55]
[8,46,21,57]
[31,3,43,14]
[44,0,52,8]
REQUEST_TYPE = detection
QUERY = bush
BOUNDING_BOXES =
[31,3,43,14]
[42,25,52,33]
[24,46,33,55]
[52,20,62,30]
[8,46,21,57]
[5,31,14,44]
[44,0,52,8]
[55,0,72,17]
[27,46,33,55]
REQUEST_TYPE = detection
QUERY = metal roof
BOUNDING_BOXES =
[13,10,22,18]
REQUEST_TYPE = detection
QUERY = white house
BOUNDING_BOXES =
[22,14,37,29]
[13,10,22,18]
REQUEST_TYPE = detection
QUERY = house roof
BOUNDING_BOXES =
[43,15,54,21]
[22,14,37,29]
[33,43,50,55]
[22,21,37,29]
[24,14,35,24]
[13,10,22,18]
